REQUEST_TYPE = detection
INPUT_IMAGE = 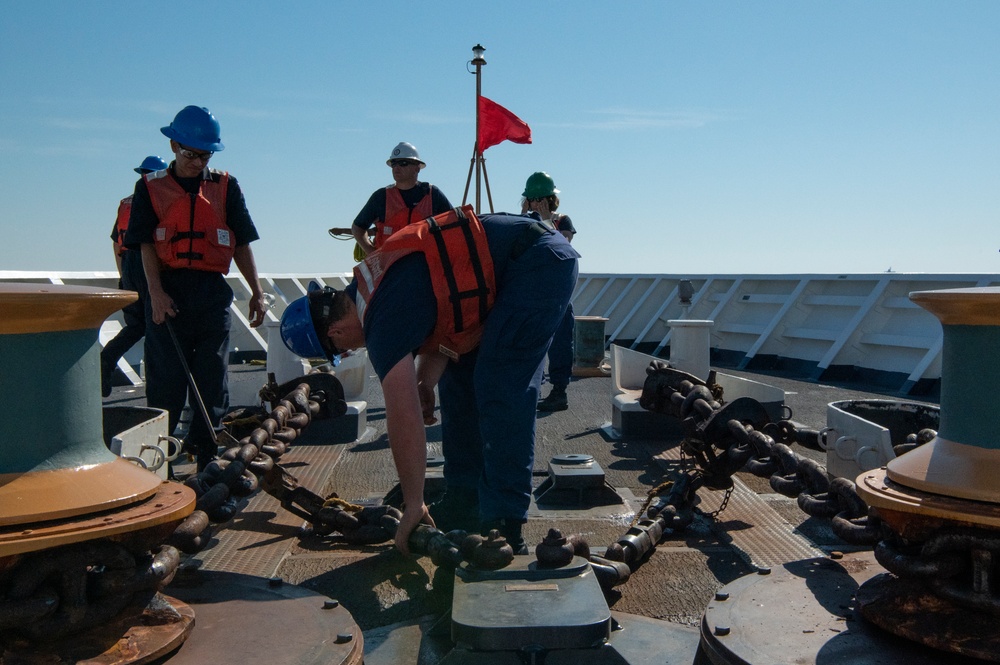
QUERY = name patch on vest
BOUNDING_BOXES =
[438,345,459,361]
[217,229,231,247]
[155,228,166,241]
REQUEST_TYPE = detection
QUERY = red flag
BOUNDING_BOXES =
[477,96,532,153]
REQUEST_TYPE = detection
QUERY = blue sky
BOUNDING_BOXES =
[2,1,998,276]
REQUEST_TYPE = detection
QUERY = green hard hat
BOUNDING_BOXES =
[522,171,559,199]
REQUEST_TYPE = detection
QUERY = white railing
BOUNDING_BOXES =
[4,271,997,395]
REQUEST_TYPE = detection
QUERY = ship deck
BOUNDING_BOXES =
[105,360,937,664]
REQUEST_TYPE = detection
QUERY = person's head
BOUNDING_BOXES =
[161,106,224,177]
[280,285,361,361]
[386,142,425,189]
[521,171,560,217]
[135,155,168,175]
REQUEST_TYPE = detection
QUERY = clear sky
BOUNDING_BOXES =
[2,1,998,276]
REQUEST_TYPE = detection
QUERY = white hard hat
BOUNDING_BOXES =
[386,142,426,169]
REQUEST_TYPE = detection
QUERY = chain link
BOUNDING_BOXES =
[0,541,180,640]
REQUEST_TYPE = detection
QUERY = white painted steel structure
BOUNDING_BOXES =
[4,271,998,395]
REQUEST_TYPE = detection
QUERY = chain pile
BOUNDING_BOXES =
[874,527,1000,615]
[168,374,346,553]
[0,539,181,640]
[636,360,888,545]
[639,359,1000,621]
[576,360,942,591]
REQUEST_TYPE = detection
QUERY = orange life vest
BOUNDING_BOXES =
[114,196,132,255]
[374,184,434,249]
[355,205,496,360]
[145,169,234,273]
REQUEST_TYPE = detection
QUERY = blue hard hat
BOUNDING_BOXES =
[280,282,342,364]
[160,106,225,152]
[135,155,168,174]
[280,295,326,359]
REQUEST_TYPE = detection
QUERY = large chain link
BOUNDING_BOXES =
[637,362,930,546]
[168,375,344,553]
[875,527,1000,615]
[0,541,180,640]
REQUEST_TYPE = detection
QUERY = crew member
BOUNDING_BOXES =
[347,142,452,257]
[521,172,577,412]
[101,154,168,397]
[124,105,266,471]
[281,205,579,554]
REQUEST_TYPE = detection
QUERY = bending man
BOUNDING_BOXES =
[281,206,579,553]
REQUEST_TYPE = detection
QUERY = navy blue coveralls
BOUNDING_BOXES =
[542,213,577,391]
[357,212,580,523]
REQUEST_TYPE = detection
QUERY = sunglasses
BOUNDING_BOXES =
[178,146,214,162]
[526,197,547,203]
[389,159,417,168]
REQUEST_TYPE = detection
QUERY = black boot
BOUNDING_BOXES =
[482,518,528,555]
[429,486,480,533]
[537,385,568,412]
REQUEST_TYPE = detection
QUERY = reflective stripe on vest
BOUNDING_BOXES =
[355,205,495,359]
[146,169,234,273]
[374,184,434,249]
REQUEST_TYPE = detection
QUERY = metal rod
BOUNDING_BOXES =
[164,318,221,447]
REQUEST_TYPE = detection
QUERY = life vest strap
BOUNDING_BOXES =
[425,209,491,333]
[171,230,207,243]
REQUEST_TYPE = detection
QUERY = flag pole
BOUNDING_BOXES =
[462,143,475,207]
[481,155,494,213]
[471,44,486,213]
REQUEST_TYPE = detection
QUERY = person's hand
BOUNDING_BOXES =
[149,290,177,325]
[418,382,437,425]
[247,292,266,328]
[394,502,434,556]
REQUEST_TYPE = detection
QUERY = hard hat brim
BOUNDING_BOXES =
[161,126,225,152]
[521,187,559,197]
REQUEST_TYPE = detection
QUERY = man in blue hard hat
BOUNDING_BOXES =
[280,205,579,555]
[101,155,168,398]
[124,106,266,471]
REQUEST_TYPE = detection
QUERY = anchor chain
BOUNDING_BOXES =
[167,378,341,554]
[578,361,942,591]
[637,360,912,546]
[0,540,181,640]
[260,463,536,571]
[875,527,1000,615]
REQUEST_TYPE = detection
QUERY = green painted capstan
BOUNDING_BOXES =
[885,287,1000,504]
[0,284,163,527]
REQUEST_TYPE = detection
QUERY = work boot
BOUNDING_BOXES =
[482,518,528,555]
[537,385,568,412]
[429,486,480,533]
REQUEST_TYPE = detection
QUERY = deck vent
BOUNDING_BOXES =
[534,454,624,507]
